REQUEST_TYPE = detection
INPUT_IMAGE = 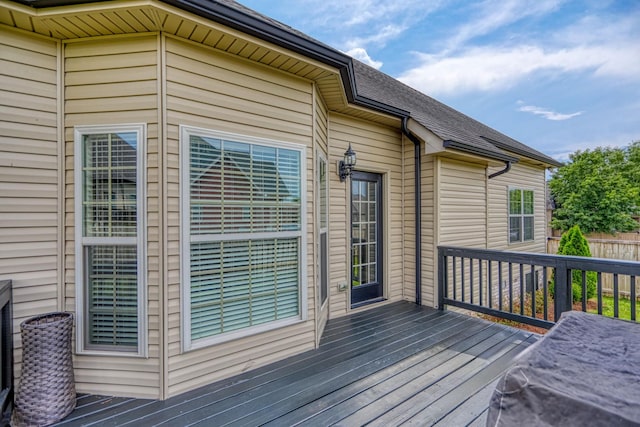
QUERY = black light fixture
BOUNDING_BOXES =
[338,143,357,182]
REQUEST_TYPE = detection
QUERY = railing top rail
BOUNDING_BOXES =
[438,246,640,276]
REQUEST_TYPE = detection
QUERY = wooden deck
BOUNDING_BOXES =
[53,301,537,426]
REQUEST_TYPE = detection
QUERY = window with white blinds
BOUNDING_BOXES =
[181,127,306,349]
[75,124,146,355]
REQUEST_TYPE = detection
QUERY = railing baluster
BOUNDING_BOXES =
[488,260,492,309]
[519,263,524,316]
[461,257,465,302]
[498,261,503,312]
[614,274,619,319]
[479,259,483,307]
[554,261,570,322]
[597,272,603,315]
[581,270,587,312]
[543,267,548,321]
[452,256,457,301]
[508,263,513,314]
[631,276,636,322]
[530,264,536,320]
[470,258,474,305]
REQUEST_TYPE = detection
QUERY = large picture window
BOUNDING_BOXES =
[74,124,146,355]
[509,188,534,243]
[181,127,306,350]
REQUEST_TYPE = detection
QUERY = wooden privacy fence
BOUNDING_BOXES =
[548,237,640,296]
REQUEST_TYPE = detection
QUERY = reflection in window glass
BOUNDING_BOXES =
[185,130,304,345]
[509,188,534,243]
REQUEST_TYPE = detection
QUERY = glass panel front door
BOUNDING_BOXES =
[351,171,383,307]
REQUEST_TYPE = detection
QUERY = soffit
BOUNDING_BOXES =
[0,0,398,126]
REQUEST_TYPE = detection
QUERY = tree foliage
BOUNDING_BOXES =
[551,225,597,302]
[549,141,640,233]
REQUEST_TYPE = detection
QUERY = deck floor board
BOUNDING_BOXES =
[52,301,536,427]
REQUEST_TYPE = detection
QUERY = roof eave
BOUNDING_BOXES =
[443,140,519,164]
[11,0,409,120]
[480,136,562,167]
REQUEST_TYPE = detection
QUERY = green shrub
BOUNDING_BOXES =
[551,225,597,302]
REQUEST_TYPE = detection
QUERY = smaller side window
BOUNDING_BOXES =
[74,124,146,355]
[509,188,534,243]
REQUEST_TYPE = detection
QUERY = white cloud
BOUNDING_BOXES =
[345,48,383,69]
[343,24,407,51]
[302,0,440,28]
[446,0,563,50]
[397,42,640,96]
[518,104,582,121]
[293,0,445,49]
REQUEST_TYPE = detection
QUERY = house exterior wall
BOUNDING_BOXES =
[487,160,547,253]
[163,36,316,397]
[428,157,548,307]
[0,2,553,401]
[402,139,416,303]
[313,86,329,341]
[420,155,436,307]
[328,113,404,318]
[0,26,61,380]
[63,34,162,398]
[438,158,488,248]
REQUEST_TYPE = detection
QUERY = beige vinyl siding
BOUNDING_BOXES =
[63,34,161,399]
[314,86,329,155]
[420,155,436,307]
[436,158,488,307]
[164,36,316,397]
[402,139,416,302]
[0,27,60,380]
[314,85,329,338]
[438,158,487,248]
[328,113,404,318]
[403,140,437,306]
[487,161,546,253]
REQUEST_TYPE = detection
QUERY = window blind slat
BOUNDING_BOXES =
[86,245,138,347]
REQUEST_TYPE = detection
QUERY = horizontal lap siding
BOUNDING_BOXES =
[421,155,436,306]
[487,161,546,253]
[328,114,403,318]
[0,27,60,380]
[403,140,416,302]
[315,88,329,335]
[438,159,487,248]
[64,34,161,399]
[437,159,487,307]
[164,36,316,397]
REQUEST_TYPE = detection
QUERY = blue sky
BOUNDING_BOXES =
[238,0,640,162]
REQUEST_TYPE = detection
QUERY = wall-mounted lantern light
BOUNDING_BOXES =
[338,143,357,182]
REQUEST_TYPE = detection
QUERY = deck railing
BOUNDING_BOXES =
[438,246,640,329]
[0,280,12,420]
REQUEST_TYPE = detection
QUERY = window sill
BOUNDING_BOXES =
[184,316,305,353]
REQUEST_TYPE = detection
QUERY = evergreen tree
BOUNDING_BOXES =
[555,225,597,302]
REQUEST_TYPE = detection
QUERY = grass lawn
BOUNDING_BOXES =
[588,295,640,321]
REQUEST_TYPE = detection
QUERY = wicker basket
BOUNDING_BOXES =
[12,312,75,427]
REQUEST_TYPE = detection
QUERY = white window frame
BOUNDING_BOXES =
[316,150,329,309]
[74,124,147,357]
[508,187,535,244]
[180,125,307,351]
